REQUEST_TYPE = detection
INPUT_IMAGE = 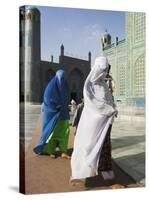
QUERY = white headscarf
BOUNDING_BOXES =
[84,56,115,116]
[90,56,109,82]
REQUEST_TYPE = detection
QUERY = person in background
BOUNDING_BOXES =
[98,64,117,180]
[105,64,116,100]
[71,99,77,114]
[72,97,84,136]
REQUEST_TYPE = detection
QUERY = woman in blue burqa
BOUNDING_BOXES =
[33,69,70,159]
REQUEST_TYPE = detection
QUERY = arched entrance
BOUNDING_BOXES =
[134,54,145,97]
[45,69,55,84]
[69,68,84,103]
[40,69,56,101]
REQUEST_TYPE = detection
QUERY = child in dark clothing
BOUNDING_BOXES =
[72,98,84,136]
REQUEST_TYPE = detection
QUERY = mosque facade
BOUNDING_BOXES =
[102,12,145,106]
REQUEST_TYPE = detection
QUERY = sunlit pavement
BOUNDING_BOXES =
[21,103,145,187]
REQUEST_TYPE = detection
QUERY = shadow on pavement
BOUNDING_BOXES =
[114,152,145,183]
[85,160,137,189]
[112,135,145,149]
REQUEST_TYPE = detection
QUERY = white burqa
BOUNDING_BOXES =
[71,56,117,180]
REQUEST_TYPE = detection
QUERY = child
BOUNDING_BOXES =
[72,98,84,136]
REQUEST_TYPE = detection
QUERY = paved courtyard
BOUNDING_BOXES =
[20,103,145,186]
[111,119,145,185]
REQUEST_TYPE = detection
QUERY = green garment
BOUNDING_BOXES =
[43,118,70,154]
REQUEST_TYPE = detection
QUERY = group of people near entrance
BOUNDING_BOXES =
[33,56,118,186]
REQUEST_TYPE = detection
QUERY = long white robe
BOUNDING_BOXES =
[71,56,116,179]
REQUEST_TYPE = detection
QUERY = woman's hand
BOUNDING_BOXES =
[114,109,118,118]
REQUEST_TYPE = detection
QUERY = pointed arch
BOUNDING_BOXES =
[46,69,55,82]
[134,54,145,96]
[68,68,84,102]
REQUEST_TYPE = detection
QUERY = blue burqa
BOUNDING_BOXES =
[33,69,70,154]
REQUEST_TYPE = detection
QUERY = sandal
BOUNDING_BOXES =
[61,153,71,160]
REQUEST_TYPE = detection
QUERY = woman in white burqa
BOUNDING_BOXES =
[70,56,117,184]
